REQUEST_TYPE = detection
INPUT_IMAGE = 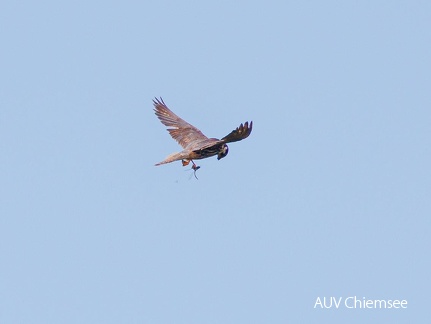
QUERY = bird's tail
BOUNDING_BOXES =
[155,152,188,166]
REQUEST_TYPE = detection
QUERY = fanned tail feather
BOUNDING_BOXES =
[155,152,187,166]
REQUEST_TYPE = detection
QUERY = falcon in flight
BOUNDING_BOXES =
[153,97,252,176]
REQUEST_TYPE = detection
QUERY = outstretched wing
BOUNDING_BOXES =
[153,97,209,149]
[220,121,253,143]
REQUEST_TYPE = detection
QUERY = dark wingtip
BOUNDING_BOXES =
[153,97,165,107]
[242,121,253,136]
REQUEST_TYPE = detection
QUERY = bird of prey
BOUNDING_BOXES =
[153,97,252,177]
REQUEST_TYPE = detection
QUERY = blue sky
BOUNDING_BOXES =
[1,1,430,323]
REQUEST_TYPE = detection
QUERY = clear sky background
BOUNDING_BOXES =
[1,1,430,323]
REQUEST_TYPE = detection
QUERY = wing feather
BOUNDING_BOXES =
[153,97,209,149]
[220,121,253,143]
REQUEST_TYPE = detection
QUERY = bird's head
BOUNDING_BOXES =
[217,144,229,160]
